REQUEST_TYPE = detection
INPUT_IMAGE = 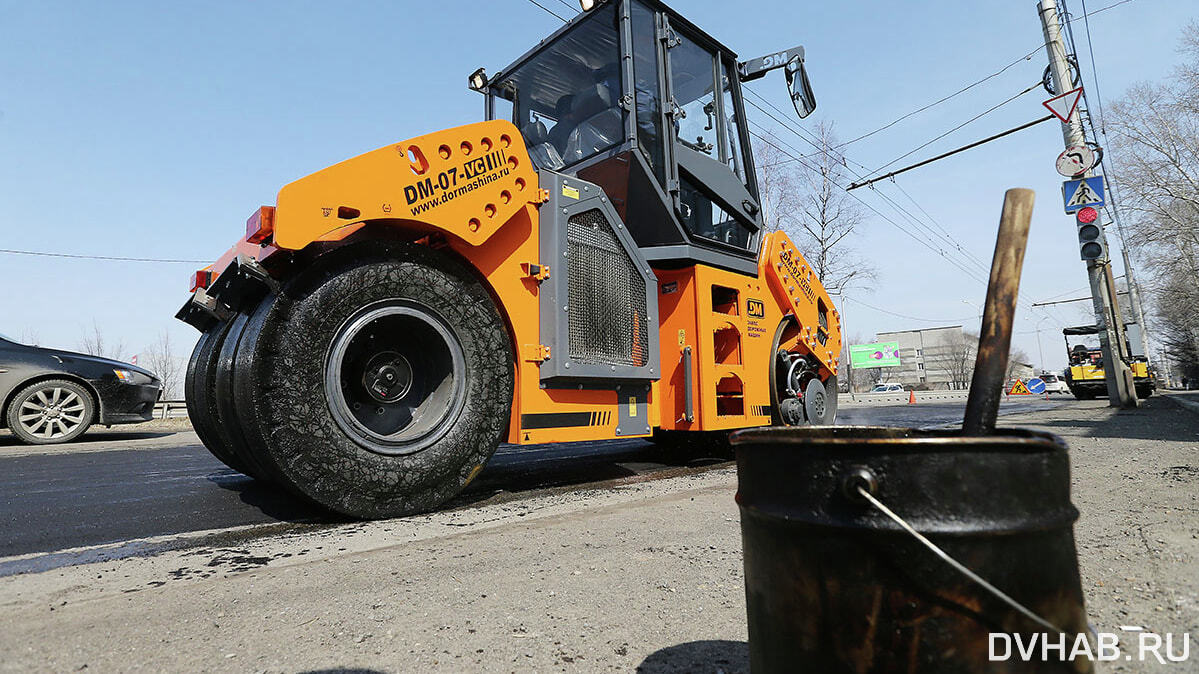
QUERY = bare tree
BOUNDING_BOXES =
[78,321,125,360]
[1006,347,1032,380]
[1107,21,1199,377]
[143,331,181,400]
[927,331,978,390]
[754,123,875,294]
[839,331,883,392]
[18,327,41,346]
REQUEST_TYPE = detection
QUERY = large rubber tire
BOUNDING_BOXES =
[5,379,94,445]
[240,244,513,519]
[185,320,258,476]
[212,312,276,482]
[1135,385,1154,399]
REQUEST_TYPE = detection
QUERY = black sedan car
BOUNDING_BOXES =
[0,333,162,444]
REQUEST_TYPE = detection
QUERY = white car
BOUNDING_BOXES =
[870,383,905,393]
[1038,373,1070,394]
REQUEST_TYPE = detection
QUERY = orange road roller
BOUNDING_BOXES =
[178,0,841,518]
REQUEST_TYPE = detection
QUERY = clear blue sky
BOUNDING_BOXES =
[0,0,1189,373]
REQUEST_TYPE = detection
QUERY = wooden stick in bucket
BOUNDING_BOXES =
[962,188,1036,436]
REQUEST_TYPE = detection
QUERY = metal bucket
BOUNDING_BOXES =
[731,426,1093,673]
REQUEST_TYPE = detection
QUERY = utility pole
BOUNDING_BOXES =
[834,293,855,400]
[1038,0,1137,407]
[1035,316,1050,373]
[1105,203,1153,362]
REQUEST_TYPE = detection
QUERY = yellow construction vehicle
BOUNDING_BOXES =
[177,0,840,518]
[1062,325,1155,400]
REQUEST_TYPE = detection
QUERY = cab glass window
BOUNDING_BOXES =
[679,176,754,250]
[631,1,664,183]
[498,4,625,170]
[669,33,718,157]
[720,60,748,184]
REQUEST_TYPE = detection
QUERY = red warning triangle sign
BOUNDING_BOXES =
[1043,88,1083,124]
[1008,379,1032,396]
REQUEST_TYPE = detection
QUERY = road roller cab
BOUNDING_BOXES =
[177,0,840,519]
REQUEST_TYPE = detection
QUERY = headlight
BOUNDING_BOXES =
[113,369,135,383]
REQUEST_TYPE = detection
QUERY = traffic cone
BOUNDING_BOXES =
[908,390,917,405]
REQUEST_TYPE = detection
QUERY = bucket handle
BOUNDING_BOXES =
[854,483,1068,636]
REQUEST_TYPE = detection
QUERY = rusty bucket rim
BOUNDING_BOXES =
[730,425,1067,453]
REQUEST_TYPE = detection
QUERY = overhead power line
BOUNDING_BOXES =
[833,44,1046,150]
[1077,0,1109,134]
[0,248,208,264]
[845,296,977,324]
[1064,0,1138,23]
[863,83,1042,177]
[847,114,1056,190]
[525,0,568,22]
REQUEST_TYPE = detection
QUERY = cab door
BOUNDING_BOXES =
[661,19,763,256]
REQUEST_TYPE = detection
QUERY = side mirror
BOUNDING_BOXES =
[785,55,816,119]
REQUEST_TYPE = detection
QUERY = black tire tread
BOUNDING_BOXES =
[185,321,255,475]
[248,243,513,518]
[212,313,273,482]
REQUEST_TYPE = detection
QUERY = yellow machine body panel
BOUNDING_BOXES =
[654,238,841,433]
[193,120,841,446]
[1069,363,1104,383]
[1070,360,1150,382]
[271,120,541,251]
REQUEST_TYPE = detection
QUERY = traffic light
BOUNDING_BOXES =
[1075,206,1107,261]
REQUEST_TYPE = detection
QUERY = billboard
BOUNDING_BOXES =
[849,342,901,368]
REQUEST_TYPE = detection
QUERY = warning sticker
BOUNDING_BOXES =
[1008,379,1032,396]
[562,184,580,200]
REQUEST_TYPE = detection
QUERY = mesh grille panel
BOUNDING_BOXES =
[567,209,648,367]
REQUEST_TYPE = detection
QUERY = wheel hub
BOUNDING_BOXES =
[361,351,413,403]
[810,391,825,418]
[16,386,86,440]
[325,301,466,456]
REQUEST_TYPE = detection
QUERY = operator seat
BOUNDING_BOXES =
[522,120,564,170]
[1070,344,1089,364]
[548,95,577,151]
[562,83,623,165]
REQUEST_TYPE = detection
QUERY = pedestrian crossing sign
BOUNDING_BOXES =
[1062,176,1105,213]
[1008,379,1032,396]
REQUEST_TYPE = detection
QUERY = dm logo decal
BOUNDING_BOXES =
[747,299,765,318]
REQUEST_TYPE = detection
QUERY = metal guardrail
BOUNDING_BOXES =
[152,400,189,419]
[842,391,972,405]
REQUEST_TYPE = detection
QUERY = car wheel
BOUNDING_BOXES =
[6,379,95,445]
[243,244,514,519]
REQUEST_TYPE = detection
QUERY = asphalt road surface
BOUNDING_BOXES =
[0,397,1062,564]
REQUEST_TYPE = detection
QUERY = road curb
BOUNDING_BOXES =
[1164,392,1199,414]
